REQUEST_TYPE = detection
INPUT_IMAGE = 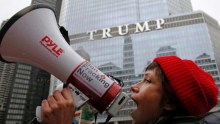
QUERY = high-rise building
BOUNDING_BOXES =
[70,11,220,124]
[59,0,220,123]
[0,20,16,124]
[0,21,18,124]
[4,64,50,124]
[156,46,177,57]
[59,0,192,34]
[0,61,16,123]
[195,53,220,86]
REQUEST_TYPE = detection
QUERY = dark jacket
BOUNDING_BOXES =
[158,110,220,124]
[198,110,220,124]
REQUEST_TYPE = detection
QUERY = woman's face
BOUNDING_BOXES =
[130,69,164,124]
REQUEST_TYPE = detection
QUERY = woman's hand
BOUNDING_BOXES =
[42,88,75,124]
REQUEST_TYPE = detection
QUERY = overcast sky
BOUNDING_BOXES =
[0,0,220,25]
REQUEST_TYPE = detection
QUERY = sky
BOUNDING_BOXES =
[0,0,220,25]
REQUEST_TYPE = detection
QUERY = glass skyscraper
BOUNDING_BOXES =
[59,0,192,34]
[58,0,220,123]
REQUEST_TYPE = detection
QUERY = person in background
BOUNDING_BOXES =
[42,56,219,124]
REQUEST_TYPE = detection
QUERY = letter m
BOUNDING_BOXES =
[135,21,150,33]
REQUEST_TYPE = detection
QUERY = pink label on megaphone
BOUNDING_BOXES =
[66,61,121,112]
[72,61,114,97]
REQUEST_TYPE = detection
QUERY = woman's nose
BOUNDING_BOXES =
[131,84,139,93]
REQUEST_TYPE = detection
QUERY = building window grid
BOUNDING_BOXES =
[165,13,202,23]
[12,89,28,94]
[17,64,32,70]
[196,59,212,64]
[124,52,134,57]
[8,109,24,114]
[11,94,27,99]
[5,121,22,124]
[199,65,217,70]
[13,83,29,89]
[16,70,31,75]
[163,19,204,30]
[209,71,219,76]
[10,99,26,104]
[15,74,30,80]
[6,115,23,120]
[123,63,134,68]
[9,104,25,109]
[101,69,135,76]
[14,79,29,84]
[117,109,133,117]
[124,58,134,63]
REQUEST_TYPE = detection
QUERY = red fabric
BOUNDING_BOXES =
[154,56,219,115]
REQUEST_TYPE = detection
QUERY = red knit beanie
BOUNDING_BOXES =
[153,56,219,116]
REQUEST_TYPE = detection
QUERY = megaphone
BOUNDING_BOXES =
[0,4,129,122]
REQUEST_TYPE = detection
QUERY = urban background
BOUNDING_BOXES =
[0,0,220,124]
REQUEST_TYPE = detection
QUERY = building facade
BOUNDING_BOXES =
[67,11,220,123]
[57,0,220,123]
[59,0,192,34]
[0,20,16,123]
[0,61,16,123]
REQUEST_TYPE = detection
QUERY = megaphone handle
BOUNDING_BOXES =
[36,106,42,122]
[35,84,64,122]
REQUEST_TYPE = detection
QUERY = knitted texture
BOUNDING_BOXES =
[154,56,219,115]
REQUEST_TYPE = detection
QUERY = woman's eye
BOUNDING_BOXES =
[146,79,151,83]
[143,79,151,83]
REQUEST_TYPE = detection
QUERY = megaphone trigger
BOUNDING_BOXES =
[36,106,42,122]
[58,83,90,109]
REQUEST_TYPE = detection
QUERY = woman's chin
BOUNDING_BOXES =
[130,109,147,124]
[130,109,137,119]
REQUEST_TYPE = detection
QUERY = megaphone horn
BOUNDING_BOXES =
[0,4,129,122]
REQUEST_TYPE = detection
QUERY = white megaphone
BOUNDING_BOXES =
[0,4,129,122]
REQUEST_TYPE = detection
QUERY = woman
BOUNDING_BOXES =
[131,56,219,124]
[42,56,219,124]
